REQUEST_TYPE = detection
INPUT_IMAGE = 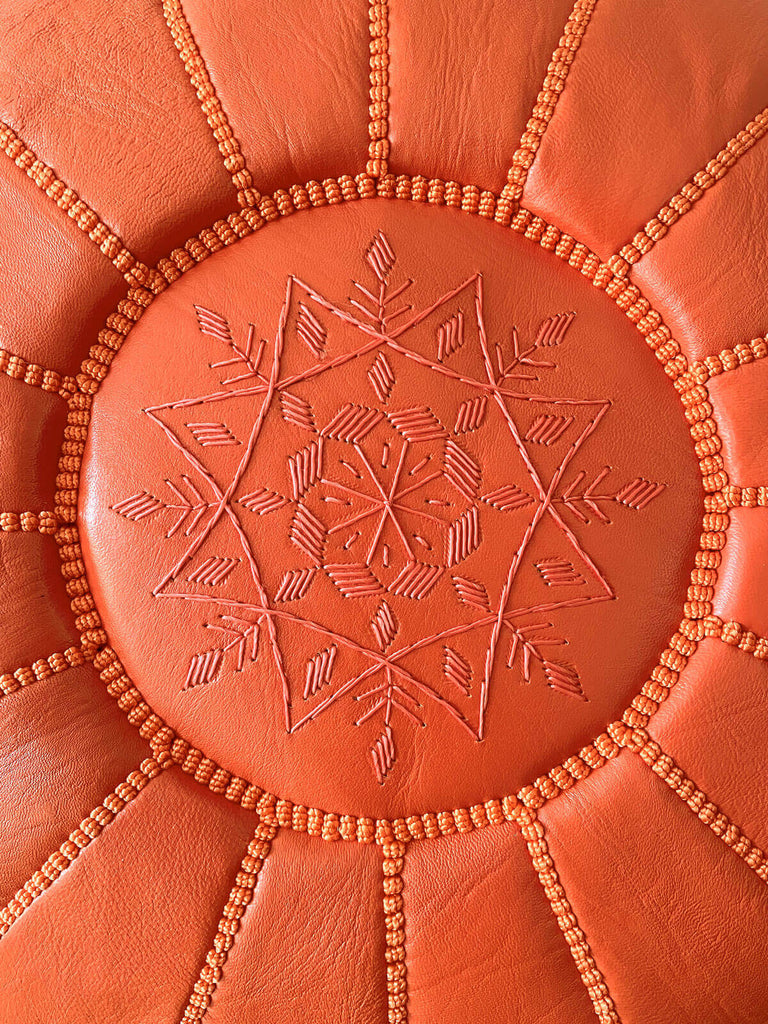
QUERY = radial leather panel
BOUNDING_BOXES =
[1,2,767,1022]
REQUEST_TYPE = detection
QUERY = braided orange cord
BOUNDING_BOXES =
[0,755,170,938]
[701,615,768,660]
[0,346,76,399]
[0,121,165,292]
[367,0,390,178]
[181,814,278,1022]
[709,486,768,511]
[496,0,599,225]
[674,334,768,395]
[613,726,768,883]
[0,510,58,534]
[609,106,768,275]
[0,642,96,699]
[512,805,620,1023]
[162,0,261,209]
[378,835,407,1024]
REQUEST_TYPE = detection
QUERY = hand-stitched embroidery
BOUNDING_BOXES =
[110,231,666,783]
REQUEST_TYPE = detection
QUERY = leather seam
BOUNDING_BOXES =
[367,0,391,178]
[0,121,166,292]
[616,728,768,885]
[161,0,262,209]
[496,0,600,225]
[609,105,768,275]
[512,804,621,1023]
[0,755,171,939]
[52,175,727,837]
[0,641,96,699]
[179,819,279,1022]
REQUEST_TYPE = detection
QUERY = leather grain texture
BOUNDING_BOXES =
[0,2,766,1021]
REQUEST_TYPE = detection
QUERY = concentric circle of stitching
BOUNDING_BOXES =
[55,172,725,842]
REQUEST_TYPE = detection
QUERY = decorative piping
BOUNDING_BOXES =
[162,0,262,209]
[609,106,768,275]
[0,121,165,292]
[0,756,170,938]
[496,0,600,224]
[180,814,278,1022]
[0,643,96,699]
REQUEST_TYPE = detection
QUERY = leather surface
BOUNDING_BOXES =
[0,2,767,1022]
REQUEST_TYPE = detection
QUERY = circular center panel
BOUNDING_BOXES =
[79,201,701,817]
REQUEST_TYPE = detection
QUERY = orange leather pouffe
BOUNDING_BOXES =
[1,2,767,1022]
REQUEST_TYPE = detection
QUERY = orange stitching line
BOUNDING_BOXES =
[496,0,599,225]
[0,347,76,400]
[512,804,620,1022]
[378,834,407,1023]
[0,642,96,699]
[162,0,261,209]
[615,726,768,883]
[674,334,768,394]
[0,121,165,292]
[701,615,768,660]
[610,106,768,275]
[0,755,170,939]
[180,816,278,1022]
[0,510,58,534]
[54,173,725,836]
[707,485,768,512]
[367,0,391,178]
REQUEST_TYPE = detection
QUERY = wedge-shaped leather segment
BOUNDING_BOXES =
[632,141,768,362]
[0,663,149,906]
[178,0,370,197]
[0,159,125,370]
[401,821,598,1022]
[540,752,768,1023]
[0,769,257,1024]
[387,0,575,188]
[713,508,768,637]
[0,0,236,264]
[0,532,76,668]
[524,0,768,260]
[204,828,387,1024]
[647,640,768,851]
[708,356,768,482]
[0,378,67,509]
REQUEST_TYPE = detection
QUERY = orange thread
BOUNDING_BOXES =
[162,0,261,209]
[496,0,600,224]
[0,347,76,399]
[0,642,96,699]
[702,615,768,660]
[379,835,407,1023]
[0,756,170,938]
[675,333,768,395]
[0,510,58,534]
[54,174,724,832]
[181,818,278,1021]
[707,484,768,512]
[610,106,768,274]
[0,121,165,292]
[367,0,391,177]
[512,804,620,1022]
[614,727,768,883]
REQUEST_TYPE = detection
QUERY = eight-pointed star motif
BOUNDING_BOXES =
[112,232,666,783]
